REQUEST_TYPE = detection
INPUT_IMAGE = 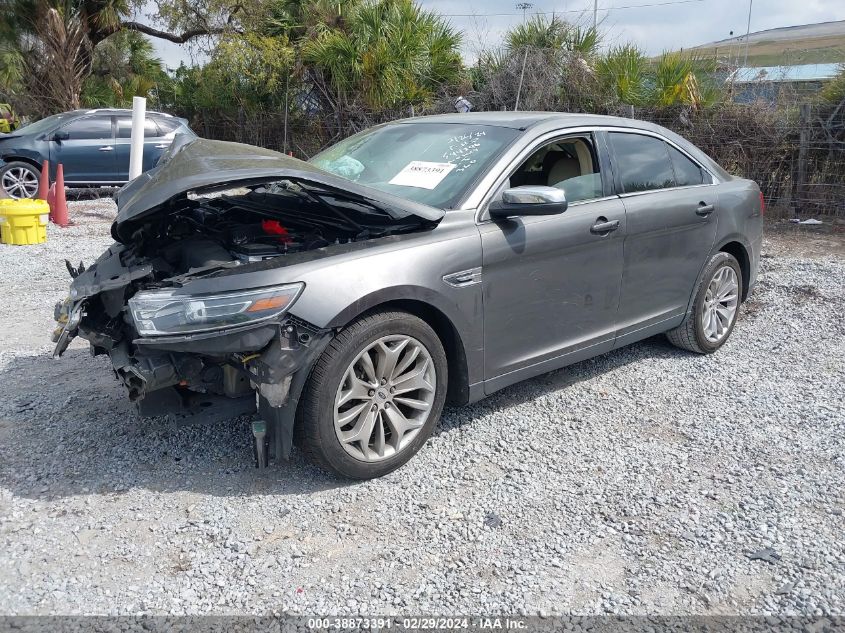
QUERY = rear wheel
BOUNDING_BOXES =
[0,161,40,199]
[666,252,743,354]
[295,310,448,479]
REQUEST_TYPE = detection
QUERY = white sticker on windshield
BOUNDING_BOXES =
[389,161,456,189]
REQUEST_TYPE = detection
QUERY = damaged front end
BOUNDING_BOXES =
[51,138,442,466]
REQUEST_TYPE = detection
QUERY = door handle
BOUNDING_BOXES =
[590,218,620,235]
[154,144,169,149]
[98,146,113,151]
[696,203,715,216]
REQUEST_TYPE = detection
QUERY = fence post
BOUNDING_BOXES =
[795,103,811,215]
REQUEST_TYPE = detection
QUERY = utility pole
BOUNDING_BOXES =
[516,2,533,22]
[514,2,533,112]
[743,0,753,67]
[593,0,598,30]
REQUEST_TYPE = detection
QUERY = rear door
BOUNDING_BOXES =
[606,131,718,346]
[114,116,171,181]
[49,115,116,183]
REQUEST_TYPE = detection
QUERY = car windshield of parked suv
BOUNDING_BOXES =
[14,112,76,136]
[310,123,521,209]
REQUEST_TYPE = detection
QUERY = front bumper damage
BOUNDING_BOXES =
[53,290,332,465]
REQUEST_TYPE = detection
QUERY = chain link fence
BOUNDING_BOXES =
[189,94,845,218]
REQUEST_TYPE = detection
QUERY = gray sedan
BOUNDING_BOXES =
[53,112,763,479]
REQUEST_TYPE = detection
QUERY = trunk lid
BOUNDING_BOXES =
[113,138,445,240]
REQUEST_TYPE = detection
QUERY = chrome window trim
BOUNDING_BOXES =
[465,125,721,224]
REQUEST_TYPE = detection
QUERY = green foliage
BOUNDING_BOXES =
[595,44,648,106]
[648,51,721,108]
[164,33,295,114]
[506,15,600,57]
[81,31,165,107]
[301,0,463,112]
[819,64,845,104]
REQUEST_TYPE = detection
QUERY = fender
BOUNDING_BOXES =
[682,233,754,316]
[293,282,482,393]
[0,151,42,168]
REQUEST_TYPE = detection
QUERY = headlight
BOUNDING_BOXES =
[128,283,303,336]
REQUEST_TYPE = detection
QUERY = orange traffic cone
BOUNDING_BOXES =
[50,164,69,227]
[37,160,50,200]
[47,182,56,216]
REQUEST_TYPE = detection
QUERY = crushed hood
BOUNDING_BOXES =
[113,138,445,240]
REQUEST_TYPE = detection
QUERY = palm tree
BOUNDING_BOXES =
[506,15,600,58]
[0,0,247,113]
[82,31,166,107]
[649,51,719,108]
[300,0,462,118]
[595,44,648,106]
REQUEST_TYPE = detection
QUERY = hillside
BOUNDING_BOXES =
[683,20,845,66]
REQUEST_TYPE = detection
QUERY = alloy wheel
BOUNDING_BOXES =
[1,165,39,199]
[334,334,437,462]
[700,265,739,343]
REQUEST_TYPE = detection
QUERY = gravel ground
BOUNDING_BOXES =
[0,200,843,616]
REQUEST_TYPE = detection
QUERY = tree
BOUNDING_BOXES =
[595,44,648,106]
[82,30,166,107]
[0,0,256,113]
[294,0,463,123]
[472,14,601,112]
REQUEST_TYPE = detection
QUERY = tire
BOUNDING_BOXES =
[295,310,448,479]
[666,252,743,354]
[0,161,41,199]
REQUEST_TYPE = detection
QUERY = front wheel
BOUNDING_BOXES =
[0,161,40,199]
[666,252,743,354]
[295,310,448,479]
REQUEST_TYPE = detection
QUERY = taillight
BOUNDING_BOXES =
[759,191,765,216]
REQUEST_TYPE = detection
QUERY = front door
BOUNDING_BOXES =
[49,114,116,183]
[479,132,626,393]
[606,131,719,345]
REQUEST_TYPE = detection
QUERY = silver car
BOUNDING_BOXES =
[53,113,764,479]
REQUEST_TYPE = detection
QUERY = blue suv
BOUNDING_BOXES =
[0,108,195,199]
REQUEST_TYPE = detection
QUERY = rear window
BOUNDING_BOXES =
[117,117,161,138]
[609,132,675,193]
[668,145,705,186]
[154,117,182,133]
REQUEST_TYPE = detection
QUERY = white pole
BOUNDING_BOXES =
[128,96,146,180]
[743,0,753,67]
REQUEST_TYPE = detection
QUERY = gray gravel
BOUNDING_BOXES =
[0,200,843,616]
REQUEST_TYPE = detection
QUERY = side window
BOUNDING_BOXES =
[667,145,705,186]
[501,135,604,204]
[60,116,112,140]
[609,132,675,193]
[154,117,181,134]
[117,117,161,138]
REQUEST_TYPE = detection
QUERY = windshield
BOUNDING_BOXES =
[310,123,521,208]
[16,112,77,136]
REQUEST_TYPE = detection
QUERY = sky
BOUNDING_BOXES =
[150,0,845,69]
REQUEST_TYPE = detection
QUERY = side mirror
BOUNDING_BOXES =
[489,186,568,220]
[52,131,69,141]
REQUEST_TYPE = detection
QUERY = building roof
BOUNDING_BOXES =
[729,63,841,84]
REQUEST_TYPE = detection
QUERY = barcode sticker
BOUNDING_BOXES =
[389,161,457,189]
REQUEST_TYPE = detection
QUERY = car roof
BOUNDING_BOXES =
[63,108,175,118]
[396,111,660,131]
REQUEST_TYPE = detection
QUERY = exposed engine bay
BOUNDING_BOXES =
[52,178,438,465]
[126,182,432,278]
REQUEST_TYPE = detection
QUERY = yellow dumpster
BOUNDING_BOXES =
[0,198,50,245]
